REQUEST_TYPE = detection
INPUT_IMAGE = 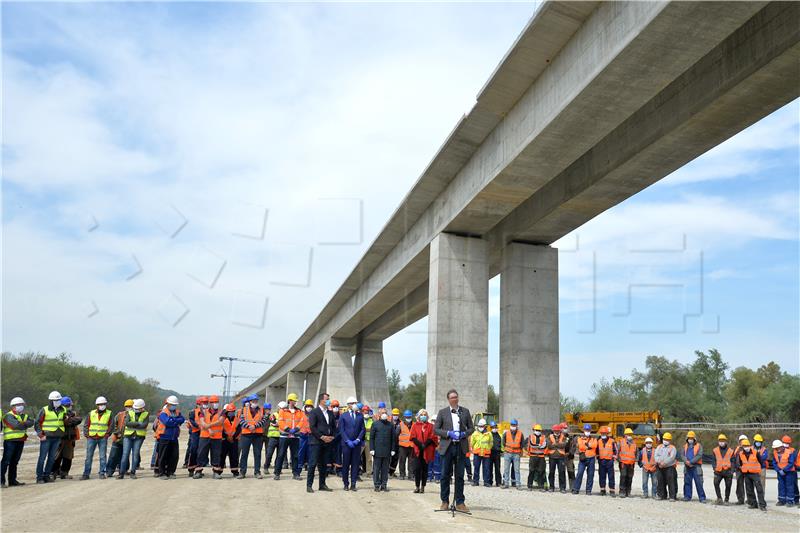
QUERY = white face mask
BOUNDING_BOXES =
[718,441,726,447]
[584,431,591,437]
[646,443,652,448]
[743,446,751,452]
[380,413,388,421]
[333,407,339,413]
[404,417,412,423]
[478,426,486,432]
[663,440,670,446]
[626,436,633,442]
[52,400,62,408]
[510,426,517,431]
[534,430,541,436]
[98,405,107,411]
[211,403,219,410]
[687,438,695,444]
[14,405,25,414]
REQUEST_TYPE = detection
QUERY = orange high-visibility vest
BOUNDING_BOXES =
[578,436,597,458]
[223,412,240,440]
[618,440,637,465]
[738,450,762,474]
[201,409,223,440]
[191,407,202,433]
[398,421,413,448]
[773,447,796,472]
[504,430,523,454]
[528,434,547,456]
[597,438,615,460]
[277,408,305,435]
[240,407,264,435]
[713,446,733,472]
[684,442,702,464]
[640,448,656,472]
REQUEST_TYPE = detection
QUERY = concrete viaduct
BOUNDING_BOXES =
[240,1,800,429]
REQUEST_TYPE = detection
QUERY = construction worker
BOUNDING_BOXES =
[547,423,568,493]
[82,396,112,480]
[562,423,576,488]
[2,397,34,487]
[196,394,224,479]
[733,434,748,505]
[50,395,82,480]
[396,409,414,480]
[654,432,678,501]
[275,393,306,480]
[526,423,547,491]
[596,426,617,496]
[469,418,492,487]
[737,438,766,511]
[339,396,365,491]
[238,394,266,479]
[361,405,374,476]
[773,437,796,507]
[712,434,734,504]
[489,421,502,487]
[298,399,314,471]
[186,396,206,476]
[784,435,800,505]
[617,428,637,498]
[502,419,524,490]
[572,423,597,495]
[754,434,768,493]
[150,398,167,475]
[682,430,706,502]
[156,396,184,479]
[264,401,282,474]
[105,399,133,477]
[34,391,67,484]
[119,399,148,479]
[389,407,401,477]
[638,437,657,498]
[220,403,240,478]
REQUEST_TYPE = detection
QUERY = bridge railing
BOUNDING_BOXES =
[660,422,800,432]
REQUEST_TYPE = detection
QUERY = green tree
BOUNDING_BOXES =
[386,369,402,407]
[488,384,499,414]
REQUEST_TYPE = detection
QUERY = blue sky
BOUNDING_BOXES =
[3,3,798,400]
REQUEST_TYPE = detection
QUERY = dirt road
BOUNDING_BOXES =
[2,436,798,532]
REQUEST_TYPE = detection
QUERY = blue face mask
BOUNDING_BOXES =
[168,405,177,412]
[419,416,428,422]
[325,400,331,407]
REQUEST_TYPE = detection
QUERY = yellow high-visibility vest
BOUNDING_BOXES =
[88,409,112,437]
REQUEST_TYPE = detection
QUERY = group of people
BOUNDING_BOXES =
[2,389,798,516]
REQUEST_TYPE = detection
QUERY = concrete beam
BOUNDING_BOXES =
[360,282,428,341]
[354,339,390,410]
[286,371,305,401]
[500,243,559,430]
[265,386,284,406]
[324,337,357,403]
[426,233,488,415]
[304,372,320,403]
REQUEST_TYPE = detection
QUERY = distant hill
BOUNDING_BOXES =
[155,388,198,407]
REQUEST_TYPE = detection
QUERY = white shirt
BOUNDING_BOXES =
[320,407,329,425]
[450,407,460,434]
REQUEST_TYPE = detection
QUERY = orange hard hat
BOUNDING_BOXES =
[209,395,220,403]
[782,435,792,444]
[599,426,610,434]
[331,399,340,407]
[223,403,236,411]
[197,396,208,403]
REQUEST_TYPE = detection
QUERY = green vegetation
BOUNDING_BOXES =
[386,369,499,413]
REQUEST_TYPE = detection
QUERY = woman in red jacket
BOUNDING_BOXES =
[410,409,439,493]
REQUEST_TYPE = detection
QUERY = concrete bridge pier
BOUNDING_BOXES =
[426,232,489,415]
[304,372,320,403]
[286,371,305,400]
[500,242,559,430]
[265,385,285,406]
[354,338,390,410]
[324,337,358,403]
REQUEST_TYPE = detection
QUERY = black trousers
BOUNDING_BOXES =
[548,457,566,490]
[528,456,546,488]
[221,439,239,473]
[714,470,733,500]
[1,440,25,484]
[373,455,391,488]
[440,444,466,504]
[619,463,635,495]
[397,446,412,477]
[413,456,428,488]
[490,450,502,485]
[307,442,331,488]
[197,438,222,472]
[276,438,299,476]
[263,436,279,469]
[744,472,766,508]
[736,470,745,503]
[657,466,678,500]
[157,440,179,476]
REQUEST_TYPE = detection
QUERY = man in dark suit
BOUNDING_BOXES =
[434,388,474,512]
[306,392,336,493]
[338,396,366,491]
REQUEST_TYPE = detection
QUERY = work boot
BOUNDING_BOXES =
[99,473,107,480]
[169,475,177,479]
[212,473,222,480]
[264,467,270,475]
[472,481,479,487]
[255,473,263,479]
[776,501,785,506]
[610,490,616,498]
[36,479,46,484]
[273,474,280,480]
[117,474,125,480]
[193,472,202,479]
[232,471,240,478]
[293,474,302,481]
[439,501,449,511]
[80,475,90,480]
[600,489,606,496]
[456,503,470,513]
[787,503,796,508]
[129,473,137,479]
[502,484,509,489]
[560,489,566,494]
[307,487,314,493]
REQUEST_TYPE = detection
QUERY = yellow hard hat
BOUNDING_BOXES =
[687,431,696,439]
[304,399,313,406]
[286,393,299,402]
[533,424,542,431]
[124,399,134,407]
[741,439,751,446]
[663,432,672,440]
[624,428,634,435]
[718,434,727,441]
[392,408,400,415]
[754,434,763,442]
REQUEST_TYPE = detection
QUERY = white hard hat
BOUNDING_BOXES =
[166,395,179,405]
[478,418,487,427]
[10,397,25,406]
[48,391,62,401]
[738,434,747,442]
[278,401,287,409]
[346,396,357,405]
[772,439,784,449]
[133,399,145,409]
[95,396,108,405]
[645,437,653,443]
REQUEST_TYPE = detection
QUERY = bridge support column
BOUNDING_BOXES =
[286,371,305,400]
[324,337,357,402]
[500,243,559,430]
[265,385,285,405]
[426,233,488,415]
[354,339,389,409]
[304,372,320,402]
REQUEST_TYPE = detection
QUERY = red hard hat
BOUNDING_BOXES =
[362,405,370,412]
[551,424,560,432]
[197,396,208,403]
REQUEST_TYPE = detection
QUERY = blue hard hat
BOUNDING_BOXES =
[357,402,363,410]
[264,403,272,409]
[403,409,412,417]
[61,396,73,406]
[583,423,592,431]
[510,419,518,425]
[378,401,386,408]
[490,421,497,427]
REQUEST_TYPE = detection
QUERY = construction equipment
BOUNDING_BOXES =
[217,356,272,404]
[563,411,662,447]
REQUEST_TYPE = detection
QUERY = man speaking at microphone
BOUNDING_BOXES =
[434,389,474,512]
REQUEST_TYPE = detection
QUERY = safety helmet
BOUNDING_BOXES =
[583,423,592,431]
[345,396,357,405]
[61,396,73,406]
[124,399,134,408]
[197,396,208,404]
[264,403,272,410]
[551,424,560,432]
[95,396,107,405]
[208,395,220,403]
[403,410,413,417]
[477,418,487,427]
[304,399,314,407]
[533,424,542,431]
[48,391,62,401]
[133,399,145,409]
[624,428,634,435]
[741,439,751,446]
[772,440,784,449]
[356,402,363,410]
[645,437,653,443]
[392,408,400,415]
[377,401,386,408]
[224,403,236,411]
[717,434,727,441]
[287,393,299,402]
[331,400,340,408]
[738,434,747,442]
[278,401,287,409]
[782,435,792,444]
[510,419,518,426]
[686,431,696,439]
[362,405,370,412]
[490,421,497,427]
[10,397,25,406]
[753,434,763,442]
[599,426,609,434]
[560,423,569,432]
[166,395,179,405]
[663,432,673,440]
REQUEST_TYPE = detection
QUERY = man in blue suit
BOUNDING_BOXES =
[339,396,366,491]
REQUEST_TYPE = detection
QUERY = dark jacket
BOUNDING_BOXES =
[370,419,398,458]
[158,410,186,441]
[63,410,83,441]
[433,405,474,455]
[338,411,365,443]
[491,430,502,452]
[307,406,336,445]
